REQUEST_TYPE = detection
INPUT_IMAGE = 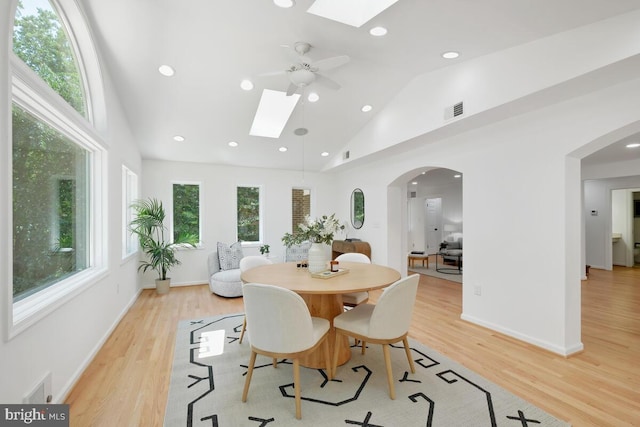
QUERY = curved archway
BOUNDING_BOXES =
[387,166,464,276]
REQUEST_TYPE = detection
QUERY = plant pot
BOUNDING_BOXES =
[308,243,328,273]
[155,278,171,294]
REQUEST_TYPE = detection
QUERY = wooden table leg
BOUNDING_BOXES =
[300,293,351,369]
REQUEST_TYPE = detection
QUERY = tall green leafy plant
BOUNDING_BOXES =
[281,214,344,246]
[129,198,197,280]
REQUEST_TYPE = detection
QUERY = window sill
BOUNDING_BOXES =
[8,266,108,340]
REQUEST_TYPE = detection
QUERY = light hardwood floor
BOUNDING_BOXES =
[65,265,640,426]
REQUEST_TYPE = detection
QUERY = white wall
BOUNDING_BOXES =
[140,160,338,287]
[0,0,142,404]
[333,73,640,356]
[612,189,630,266]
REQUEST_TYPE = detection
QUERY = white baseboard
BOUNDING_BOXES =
[142,280,206,289]
[56,288,143,403]
[460,313,584,356]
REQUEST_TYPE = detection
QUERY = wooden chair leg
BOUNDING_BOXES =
[332,330,342,378]
[323,337,332,379]
[273,358,277,367]
[293,358,302,419]
[403,337,415,373]
[361,341,366,355]
[242,351,257,402]
[382,344,395,400]
[239,317,247,344]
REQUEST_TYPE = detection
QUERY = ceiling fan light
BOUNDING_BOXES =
[289,69,315,87]
[274,0,295,8]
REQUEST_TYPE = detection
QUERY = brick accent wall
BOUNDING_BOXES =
[292,188,310,234]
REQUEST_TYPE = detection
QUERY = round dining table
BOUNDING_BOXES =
[240,261,401,368]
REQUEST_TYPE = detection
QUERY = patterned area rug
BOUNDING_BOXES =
[164,314,569,426]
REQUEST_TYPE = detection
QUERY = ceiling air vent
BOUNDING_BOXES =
[410,191,417,198]
[444,101,464,121]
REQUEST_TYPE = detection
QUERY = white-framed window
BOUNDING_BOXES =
[237,185,262,243]
[122,165,138,258]
[9,0,107,336]
[172,182,202,244]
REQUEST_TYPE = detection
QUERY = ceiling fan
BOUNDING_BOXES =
[261,41,350,96]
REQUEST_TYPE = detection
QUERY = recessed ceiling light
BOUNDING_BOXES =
[454,174,462,178]
[308,92,319,102]
[421,171,426,175]
[240,79,254,91]
[411,181,418,185]
[274,0,295,7]
[361,104,373,112]
[278,146,288,152]
[158,65,175,77]
[369,26,388,36]
[626,143,640,148]
[442,51,459,59]
[173,135,185,142]
[321,151,329,157]
[228,141,238,147]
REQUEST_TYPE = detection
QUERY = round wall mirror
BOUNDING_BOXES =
[351,188,365,229]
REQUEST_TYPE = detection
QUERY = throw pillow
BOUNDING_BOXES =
[217,241,244,271]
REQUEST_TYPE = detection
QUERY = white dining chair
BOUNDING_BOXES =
[331,274,420,400]
[335,252,371,307]
[238,256,273,344]
[241,283,331,420]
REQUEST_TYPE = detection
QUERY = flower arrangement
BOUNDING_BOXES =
[282,214,345,246]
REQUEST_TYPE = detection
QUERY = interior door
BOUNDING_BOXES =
[425,198,442,255]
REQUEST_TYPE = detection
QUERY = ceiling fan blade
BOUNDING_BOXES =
[258,69,287,77]
[315,73,341,91]
[312,55,350,72]
[286,82,300,96]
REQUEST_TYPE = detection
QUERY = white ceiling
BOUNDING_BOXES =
[78,0,640,172]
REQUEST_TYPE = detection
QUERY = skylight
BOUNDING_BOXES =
[250,89,300,138]
[307,0,398,28]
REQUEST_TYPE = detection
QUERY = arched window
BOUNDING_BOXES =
[13,0,86,116]
[9,0,106,335]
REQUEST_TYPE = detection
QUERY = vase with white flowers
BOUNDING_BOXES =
[282,214,344,273]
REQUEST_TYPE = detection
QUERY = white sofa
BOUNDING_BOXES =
[207,251,243,297]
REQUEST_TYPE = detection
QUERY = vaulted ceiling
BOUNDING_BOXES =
[78,0,640,172]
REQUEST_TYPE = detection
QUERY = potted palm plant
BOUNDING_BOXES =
[129,198,197,294]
